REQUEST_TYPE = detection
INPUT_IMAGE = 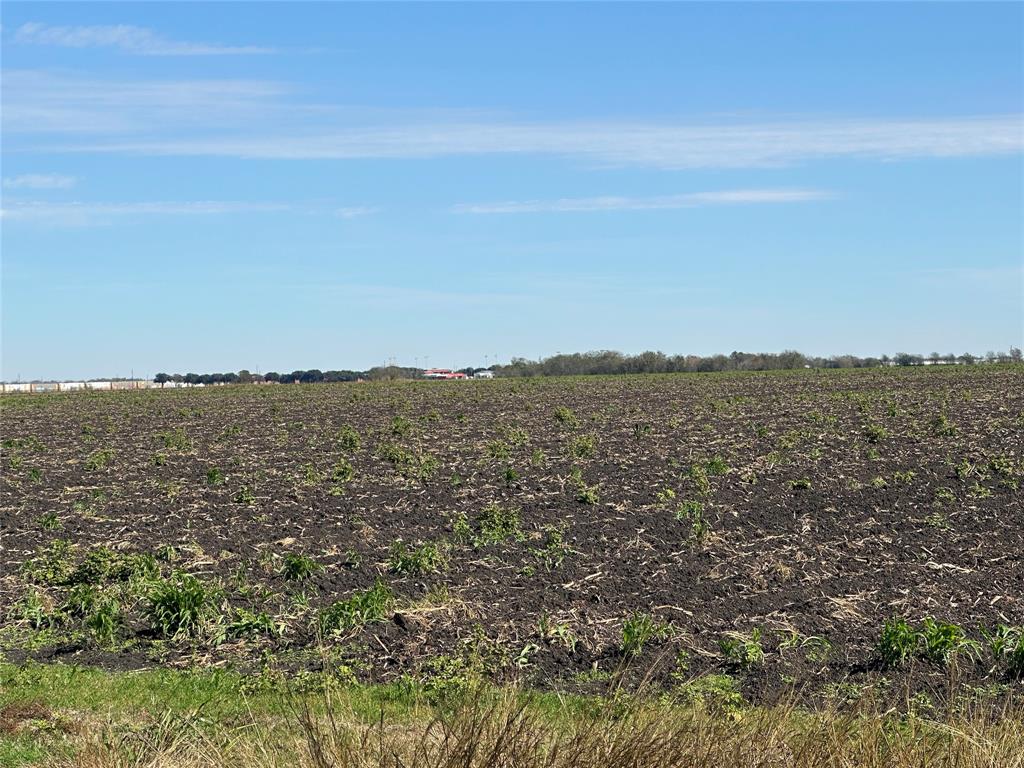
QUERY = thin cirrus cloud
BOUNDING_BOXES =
[4,70,1021,169]
[12,22,274,56]
[2,173,77,190]
[41,115,1024,169]
[453,189,834,214]
[336,206,380,219]
[0,200,293,226]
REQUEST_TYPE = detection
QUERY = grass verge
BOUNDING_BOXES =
[1,662,1022,767]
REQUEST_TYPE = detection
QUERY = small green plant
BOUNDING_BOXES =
[955,459,979,481]
[234,485,257,505]
[21,540,77,586]
[567,434,596,459]
[864,424,888,444]
[498,424,530,447]
[876,616,978,667]
[553,406,579,428]
[575,482,600,505]
[675,674,745,714]
[17,588,52,629]
[61,583,100,617]
[318,579,393,633]
[206,467,225,486]
[390,415,414,437]
[451,512,472,544]
[84,598,123,646]
[705,455,729,476]
[301,463,322,485]
[388,540,449,575]
[331,458,354,484]
[982,624,1021,658]
[537,614,578,651]
[280,552,323,582]
[146,573,219,639]
[475,503,524,546]
[337,425,361,452]
[1008,637,1024,678]
[37,512,61,531]
[621,612,670,657]
[84,449,115,471]
[502,466,519,487]
[228,608,281,639]
[530,526,571,569]
[931,413,957,437]
[377,442,440,481]
[72,547,158,585]
[157,427,193,452]
[719,628,764,669]
[675,500,710,541]
[878,616,919,667]
[778,631,832,662]
[486,439,511,462]
[790,478,812,490]
[919,618,981,665]
[892,470,916,484]
[688,464,711,496]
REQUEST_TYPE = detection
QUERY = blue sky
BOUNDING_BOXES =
[2,2,1022,380]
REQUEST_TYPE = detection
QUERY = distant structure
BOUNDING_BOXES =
[473,370,495,379]
[0,380,153,394]
[422,368,468,380]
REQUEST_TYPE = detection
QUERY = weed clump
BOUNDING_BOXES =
[318,579,393,634]
[146,573,220,639]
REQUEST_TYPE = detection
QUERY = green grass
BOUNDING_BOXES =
[3,662,1024,768]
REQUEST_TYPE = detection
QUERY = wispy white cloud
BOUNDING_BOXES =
[13,22,274,56]
[4,70,1021,168]
[453,188,833,214]
[336,206,380,219]
[2,70,290,134]
[0,200,292,226]
[41,114,1024,168]
[2,173,77,190]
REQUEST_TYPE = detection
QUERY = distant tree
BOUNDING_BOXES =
[1010,347,1022,363]
[774,352,806,370]
[893,353,921,367]
[184,373,201,384]
[237,369,253,384]
[264,372,281,382]
[154,373,170,385]
[222,372,239,383]
[959,353,976,365]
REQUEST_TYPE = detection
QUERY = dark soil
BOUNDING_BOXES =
[2,366,1022,707]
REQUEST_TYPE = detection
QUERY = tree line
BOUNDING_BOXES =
[492,348,1022,377]
[152,347,1021,385]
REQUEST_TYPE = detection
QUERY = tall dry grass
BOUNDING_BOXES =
[50,686,1024,768]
